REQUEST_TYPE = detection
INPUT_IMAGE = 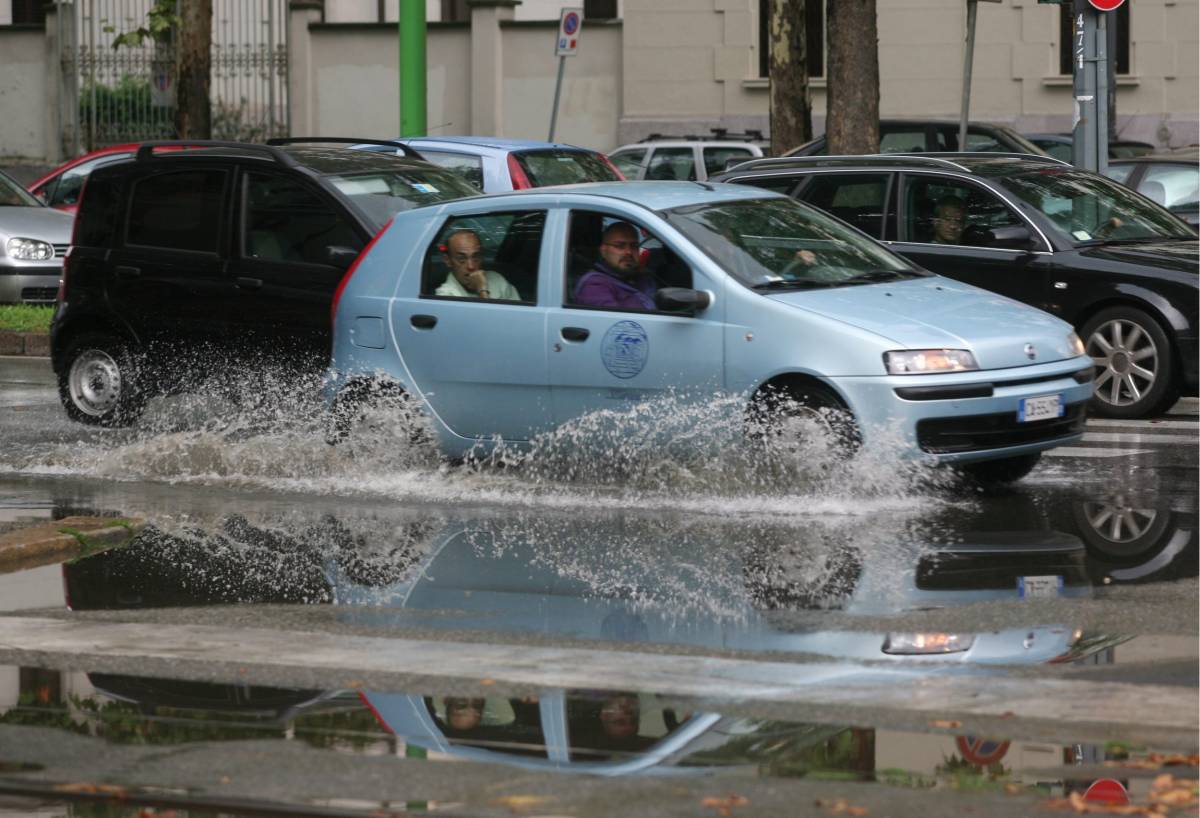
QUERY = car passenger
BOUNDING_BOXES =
[931,196,967,245]
[573,222,658,310]
[436,229,521,300]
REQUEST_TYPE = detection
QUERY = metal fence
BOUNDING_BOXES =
[57,0,288,156]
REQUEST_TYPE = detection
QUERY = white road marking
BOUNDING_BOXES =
[1081,432,1198,444]
[1045,447,1151,458]
[1087,419,1199,430]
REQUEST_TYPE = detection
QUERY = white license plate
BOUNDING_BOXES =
[1018,575,1064,598]
[1018,394,1063,422]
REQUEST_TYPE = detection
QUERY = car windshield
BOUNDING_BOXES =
[663,196,921,289]
[326,167,479,230]
[1000,168,1196,245]
[513,150,621,187]
[0,172,43,207]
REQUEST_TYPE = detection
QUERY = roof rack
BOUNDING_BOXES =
[724,154,974,172]
[898,151,1071,166]
[639,128,766,144]
[134,140,298,165]
[265,136,423,159]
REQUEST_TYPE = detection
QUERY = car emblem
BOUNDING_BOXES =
[1024,343,1037,360]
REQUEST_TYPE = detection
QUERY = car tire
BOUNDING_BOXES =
[750,383,862,458]
[1081,306,1178,419]
[57,331,146,427]
[1071,498,1173,565]
[959,452,1042,485]
[326,378,424,445]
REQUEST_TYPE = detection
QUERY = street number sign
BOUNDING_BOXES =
[1088,0,1126,10]
[555,8,583,57]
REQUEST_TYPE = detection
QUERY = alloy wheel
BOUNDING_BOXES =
[1087,318,1159,408]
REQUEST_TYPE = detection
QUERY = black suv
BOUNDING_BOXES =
[52,139,479,426]
[712,154,1198,418]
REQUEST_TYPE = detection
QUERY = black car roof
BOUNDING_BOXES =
[715,152,1067,178]
[129,141,434,176]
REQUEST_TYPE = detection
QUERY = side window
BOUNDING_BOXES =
[736,176,800,196]
[126,169,226,252]
[1104,164,1135,185]
[644,148,697,181]
[49,153,133,208]
[903,177,1024,246]
[964,130,1005,153]
[1139,164,1198,213]
[879,129,928,153]
[609,149,646,179]
[242,172,361,265]
[798,173,890,238]
[421,210,545,303]
[419,150,485,191]
[703,147,754,177]
[565,209,692,312]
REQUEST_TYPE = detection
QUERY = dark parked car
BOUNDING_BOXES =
[782,120,1047,158]
[1105,148,1199,228]
[51,139,479,426]
[1023,133,1156,163]
[712,154,1198,418]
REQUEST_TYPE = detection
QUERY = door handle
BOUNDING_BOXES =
[236,277,263,290]
[114,265,141,280]
[561,327,590,342]
[410,314,438,330]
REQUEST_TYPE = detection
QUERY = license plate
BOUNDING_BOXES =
[1018,575,1063,598]
[1018,394,1063,422]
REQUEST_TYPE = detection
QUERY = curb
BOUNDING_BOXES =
[0,516,145,574]
[0,331,50,357]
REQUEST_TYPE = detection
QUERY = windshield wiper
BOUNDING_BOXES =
[752,279,836,291]
[1075,236,1177,248]
[840,269,922,285]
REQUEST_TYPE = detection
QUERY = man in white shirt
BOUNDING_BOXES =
[435,229,521,300]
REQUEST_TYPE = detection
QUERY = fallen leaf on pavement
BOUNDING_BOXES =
[928,719,962,729]
[814,798,868,815]
[491,795,553,813]
[702,794,750,816]
[480,678,496,686]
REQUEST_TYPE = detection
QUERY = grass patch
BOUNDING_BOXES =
[0,304,53,333]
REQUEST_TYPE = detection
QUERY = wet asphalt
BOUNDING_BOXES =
[0,355,1196,817]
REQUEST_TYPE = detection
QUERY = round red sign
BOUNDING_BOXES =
[1088,0,1127,11]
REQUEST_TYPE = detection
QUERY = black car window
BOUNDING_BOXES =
[798,173,890,239]
[879,129,929,153]
[242,172,361,266]
[565,210,692,311]
[903,177,1024,247]
[511,150,620,187]
[126,169,226,253]
[47,153,133,208]
[703,147,754,176]
[645,148,697,181]
[735,176,800,196]
[418,150,485,191]
[421,210,545,303]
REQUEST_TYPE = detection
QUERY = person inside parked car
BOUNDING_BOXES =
[931,195,968,245]
[573,222,658,310]
[436,229,521,300]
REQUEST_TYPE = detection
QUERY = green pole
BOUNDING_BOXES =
[399,0,427,137]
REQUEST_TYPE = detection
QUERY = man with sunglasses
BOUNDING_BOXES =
[573,221,658,310]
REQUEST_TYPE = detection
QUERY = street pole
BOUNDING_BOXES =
[959,0,978,152]
[1096,10,1109,174]
[1070,0,1112,172]
[399,0,427,138]
[548,55,566,142]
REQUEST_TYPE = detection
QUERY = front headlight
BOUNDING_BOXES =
[6,238,55,261]
[884,349,979,375]
[1067,332,1085,356]
[882,633,975,655]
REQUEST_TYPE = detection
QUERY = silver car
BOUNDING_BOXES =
[0,170,73,303]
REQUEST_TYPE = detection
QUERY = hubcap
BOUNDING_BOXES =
[1084,498,1156,544]
[68,349,123,417]
[1087,318,1158,407]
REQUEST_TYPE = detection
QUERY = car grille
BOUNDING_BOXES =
[21,287,58,302]
[916,402,1087,453]
[52,244,70,257]
[916,548,1089,590]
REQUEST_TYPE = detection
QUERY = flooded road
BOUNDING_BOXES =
[1,356,1196,817]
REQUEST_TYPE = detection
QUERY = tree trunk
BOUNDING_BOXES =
[769,0,811,156]
[825,0,879,155]
[175,0,212,139]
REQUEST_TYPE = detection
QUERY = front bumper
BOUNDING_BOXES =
[0,265,61,303]
[832,356,1094,463]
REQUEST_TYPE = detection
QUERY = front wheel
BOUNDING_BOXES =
[1081,306,1178,419]
[958,452,1042,485]
[57,332,146,427]
[750,383,861,458]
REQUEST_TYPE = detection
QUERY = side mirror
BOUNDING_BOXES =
[986,224,1035,250]
[325,245,360,270]
[655,287,711,313]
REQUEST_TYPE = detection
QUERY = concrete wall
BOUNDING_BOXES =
[0,27,49,160]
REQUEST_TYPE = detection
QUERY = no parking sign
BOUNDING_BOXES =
[555,8,583,56]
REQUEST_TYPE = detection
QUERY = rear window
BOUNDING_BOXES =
[326,166,478,231]
[512,150,620,187]
[126,170,226,252]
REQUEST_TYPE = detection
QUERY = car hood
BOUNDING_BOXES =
[765,276,1079,371]
[1076,239,1199,276]
[0,206,74,242]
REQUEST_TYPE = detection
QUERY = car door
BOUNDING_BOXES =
[891,173,1057,312]
[106,165,232,348]
[390,208,553,441]
[547,207,724,429]
[226,168,367,355]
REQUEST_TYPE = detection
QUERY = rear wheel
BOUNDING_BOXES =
[58,332,146,427]
[326,379,424,445]
[959,452,1042,485]
[1081,306,1178,418]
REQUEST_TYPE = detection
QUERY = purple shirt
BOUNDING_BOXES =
[573,262,657,311]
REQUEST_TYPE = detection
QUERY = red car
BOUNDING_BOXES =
[26,143,188,213]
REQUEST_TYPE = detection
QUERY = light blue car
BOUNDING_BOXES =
[326,182,1093,481]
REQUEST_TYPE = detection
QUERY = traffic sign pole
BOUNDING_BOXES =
[548,8,583,142]
[1071,0,1118,173]
[549,56,567,142]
